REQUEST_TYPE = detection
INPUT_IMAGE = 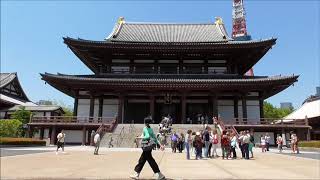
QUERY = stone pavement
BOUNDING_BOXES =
[1,146,319,179]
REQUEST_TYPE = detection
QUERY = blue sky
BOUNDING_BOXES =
[1,0,319,109]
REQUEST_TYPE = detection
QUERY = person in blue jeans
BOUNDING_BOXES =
[203,127,210,158]
[185,130,192,160]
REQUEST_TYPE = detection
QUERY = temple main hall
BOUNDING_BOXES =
[41,17,298,125]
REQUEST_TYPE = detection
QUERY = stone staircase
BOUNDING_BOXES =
[100,124,220,148]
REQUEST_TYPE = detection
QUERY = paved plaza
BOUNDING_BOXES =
[1,146,319,180]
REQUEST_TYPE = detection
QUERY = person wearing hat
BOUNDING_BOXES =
[130,117,165,180]
[194,131,203,160]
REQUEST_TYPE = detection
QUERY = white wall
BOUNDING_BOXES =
[102,99,118,117]
[77,99,90,117]
[247,100,260,124]
[94,99,99,118]
[254,132,275,145]
[64,130,84,143]
[0,112,6,118]
[218,100,234,124]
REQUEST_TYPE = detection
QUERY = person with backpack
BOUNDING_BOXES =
[221,130,230,160]
[194,131,203,160]
[130,118,165,180]
[211,129,219,158]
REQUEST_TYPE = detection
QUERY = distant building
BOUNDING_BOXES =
[0,73,64,119]
[316,86,320,96]
[37,100,53,105]
[280,102,293,109]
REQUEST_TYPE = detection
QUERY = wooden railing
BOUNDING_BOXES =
[30,116,116,124]
[224,118,309,126]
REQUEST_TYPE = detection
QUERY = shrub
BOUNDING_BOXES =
[0,119,22,137]
[298,141,320,148]
[0,137,46,146]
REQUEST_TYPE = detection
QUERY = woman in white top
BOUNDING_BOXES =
[211,129,219,158]
[260,135,266,152]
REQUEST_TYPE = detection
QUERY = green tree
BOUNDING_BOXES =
[11,106,32,124]
[0,119,23,137]
[263,101,294,119]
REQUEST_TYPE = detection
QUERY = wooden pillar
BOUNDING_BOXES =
[98,97,103,118]
[50,126,56,145]
[40,128,44,140]
[242,95,247,123]
[305,116,311,141]
[234,96,239,124]
[73,98,78,116]
[118,95,124,124]
[130,59,134,73]
[204,59,208,74]
[154,59,159,74]
[179,58,183,74]
[82,126,86,146]
[211,94,218,118]
[181,94,186,124]
[89,96,95,117]
[149,95,155,120]
[27,126,32,138]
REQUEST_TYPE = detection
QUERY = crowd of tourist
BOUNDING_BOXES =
[154,125,302,160]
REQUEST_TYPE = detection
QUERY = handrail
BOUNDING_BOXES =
[30,116,116,124]
[116,126,125,147]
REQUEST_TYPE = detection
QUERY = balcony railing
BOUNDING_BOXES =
[30,116,117,124]
[223,118,309,126]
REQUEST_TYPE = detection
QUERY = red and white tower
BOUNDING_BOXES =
[232,0,248,38]
[232,0,254,76]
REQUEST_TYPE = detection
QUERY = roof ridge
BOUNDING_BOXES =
[124,22,216,25]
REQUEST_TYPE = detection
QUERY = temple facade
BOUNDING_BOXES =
[41,17,298,124]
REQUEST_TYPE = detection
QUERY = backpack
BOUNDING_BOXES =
[212,135,218,144]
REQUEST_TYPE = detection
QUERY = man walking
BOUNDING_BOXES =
[94,131,101,155]
[56,130,66,154]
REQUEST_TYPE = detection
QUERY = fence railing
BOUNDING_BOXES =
[30,116,116,124]
[223,118,308,126]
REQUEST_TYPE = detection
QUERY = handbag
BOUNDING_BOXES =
[141,138,156,151]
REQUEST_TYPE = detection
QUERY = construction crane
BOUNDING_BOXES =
[232,0,254,76]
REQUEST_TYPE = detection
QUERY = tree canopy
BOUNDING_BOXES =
[263,101,294,119]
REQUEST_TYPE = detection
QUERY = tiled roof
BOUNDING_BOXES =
[106,23,231,43]
[42,73,298,85]
[0,73,16,88]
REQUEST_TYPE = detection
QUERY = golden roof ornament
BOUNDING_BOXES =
[215,17,224,25]
[117,17,125,24]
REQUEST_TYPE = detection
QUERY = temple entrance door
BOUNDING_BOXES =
[155,103,180,124]
[124,103,149,123]
[186,103,210,124]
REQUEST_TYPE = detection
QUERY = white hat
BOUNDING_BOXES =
[196,132,200,136]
